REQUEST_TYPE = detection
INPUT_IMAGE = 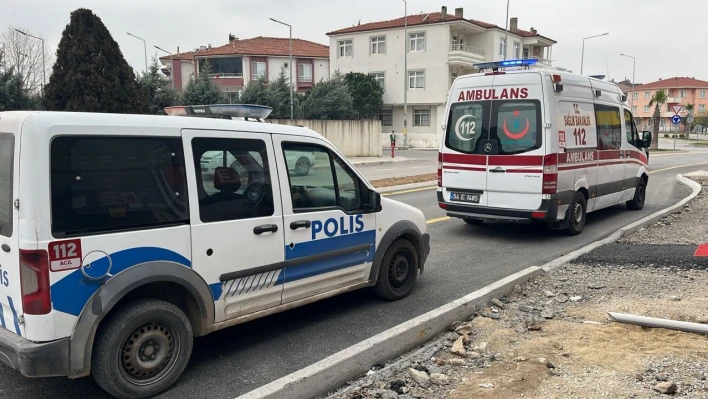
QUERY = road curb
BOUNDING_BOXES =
[377,181,437,194]
[236,266,544,399]
[541,174,703,272]
[350,157,416,167]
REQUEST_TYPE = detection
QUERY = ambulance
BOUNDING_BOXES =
[438,59,652,235]
[0,105,430,398]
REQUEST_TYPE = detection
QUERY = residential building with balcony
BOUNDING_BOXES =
[326,6,556,147]
[160,35,329,103]
[625,77,708,132]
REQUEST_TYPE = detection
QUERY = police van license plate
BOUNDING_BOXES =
[450,192,480,204]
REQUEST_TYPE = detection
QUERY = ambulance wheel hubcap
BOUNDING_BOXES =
[120,321,178,385]
[573,204,584,225]
[389,252,411,289]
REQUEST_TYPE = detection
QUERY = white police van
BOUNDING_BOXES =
[0,105,430,398]
[438,59,652,235]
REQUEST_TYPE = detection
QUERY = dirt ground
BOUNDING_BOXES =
[370,174,436,189]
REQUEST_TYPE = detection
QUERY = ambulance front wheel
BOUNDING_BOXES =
[626,178,646,211]
[373,239,419,301]
[92,299,194,399]
[566,192,587,236]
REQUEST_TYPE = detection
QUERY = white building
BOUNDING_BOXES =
[326,6,556,148]
[160,35,329,103]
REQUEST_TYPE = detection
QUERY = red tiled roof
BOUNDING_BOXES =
[326,12,555,43]
[629,77,708,91]
[196,36,328,58]
[159,51,196,61]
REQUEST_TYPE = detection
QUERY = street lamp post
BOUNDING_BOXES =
[127,32,148,73]
[620,53,636,109]
[504,0,510,60]
[580,33,609,75]
[269,18,294,120]
[14,29,45,109]
[403,0,408,146]
[155,46,176,89]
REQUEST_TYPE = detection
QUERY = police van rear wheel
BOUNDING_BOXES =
[566,192,587,236]
[92,299,193,399]
[374,239,419,301]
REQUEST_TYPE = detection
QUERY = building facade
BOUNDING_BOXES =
[160,35,329,102]
[626,77,708,132]
[326,6,556,147]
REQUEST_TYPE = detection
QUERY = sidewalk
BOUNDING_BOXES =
[348,156,416,167]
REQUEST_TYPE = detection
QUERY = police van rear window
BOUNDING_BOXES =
[50,136,189,237]
[446,100,542,155]
[0,134,14,238]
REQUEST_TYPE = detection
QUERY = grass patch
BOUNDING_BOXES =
[370,173,436,188]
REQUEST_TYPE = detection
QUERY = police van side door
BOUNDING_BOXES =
[273,135,376,304]
[182,129,285,323]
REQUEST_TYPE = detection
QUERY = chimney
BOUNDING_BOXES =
[229,34,238,43]
[454,7,463,18]
[509,17,518,33]
[177,46,180,56]
[530,27,537,35]
[208,44,212,49]
[441,6,447,20]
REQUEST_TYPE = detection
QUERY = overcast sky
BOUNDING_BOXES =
[2,0,703,84]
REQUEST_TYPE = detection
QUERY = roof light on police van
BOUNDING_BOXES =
[164,104,273,120]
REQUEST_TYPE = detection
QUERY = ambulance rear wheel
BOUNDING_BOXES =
[92,299,193,399]
[566,192,587,236]
[374,239,419,301]
[626,179,646,210]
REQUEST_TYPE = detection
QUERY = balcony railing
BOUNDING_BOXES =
[449,44,485,56]
[298,76,313,83]
[208,72,243,78]
[522,56,552,66]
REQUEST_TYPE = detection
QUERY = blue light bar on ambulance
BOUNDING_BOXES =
[164,104,273,120]
[473,58,539,70]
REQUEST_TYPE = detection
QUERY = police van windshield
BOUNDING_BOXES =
[446,100,542,155]
[0,135,13,238]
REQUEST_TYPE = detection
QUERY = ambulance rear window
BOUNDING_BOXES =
[0,134,13,238]
[50,136,189,237]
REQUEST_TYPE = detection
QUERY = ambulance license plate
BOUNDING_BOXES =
[450,192,480,204]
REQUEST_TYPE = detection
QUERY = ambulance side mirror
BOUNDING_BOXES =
[641,131,652,148]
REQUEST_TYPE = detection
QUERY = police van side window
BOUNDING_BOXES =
[594,105,622,150]
[0,134,14,238]
[192,138,274,223]
[283,143,362,212]
[50,136,189,237]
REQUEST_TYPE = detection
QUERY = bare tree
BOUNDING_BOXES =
[0,26,54,96]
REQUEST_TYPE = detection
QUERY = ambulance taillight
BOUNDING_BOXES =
[542,154,558,194]
[20,249,51,315]
[437,152,443,187]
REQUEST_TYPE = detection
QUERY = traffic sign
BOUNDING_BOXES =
[671,104,684,114]
[671,114,682,125]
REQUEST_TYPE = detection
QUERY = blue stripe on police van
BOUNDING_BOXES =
[0,300,5,329]
[51,247,191,317]
[280,250,372,284]
[209,283,222,301]
[286,230,376,260]
[7,297,20,336]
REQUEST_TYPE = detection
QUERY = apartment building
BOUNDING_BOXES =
[160,35,329,102]
[626,77,708,132]
[326,6,556,147]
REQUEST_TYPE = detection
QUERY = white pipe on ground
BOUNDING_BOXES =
[607,312,708,335]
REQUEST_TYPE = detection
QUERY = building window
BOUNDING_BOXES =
[371,36,386,55]
[408,70,425,89]
[225,92,240,104]
[644,105,650,113]
[499,38,506,56]
[370,72,385,91]
[680,89,687,98]
[338,40,353,57]
[645,91,650,99]
[379,109,392,126]
[251,61,266,80]
[513,42,520,59]
[298,63,313,83]
[700,104,706,112]
[660,119,666,126]
[631,106,637,113]
[414,109,430,126]
[201,57,243,77]
[409,33,426,52]
[701,90,706,98]
[632,92,638,100]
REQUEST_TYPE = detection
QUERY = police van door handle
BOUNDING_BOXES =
[254,224,279,235]
[290,220,311,230]
[489,167,506,173]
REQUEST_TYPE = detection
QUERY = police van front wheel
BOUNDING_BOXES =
[92,299,194,399]
[373,239,419,301]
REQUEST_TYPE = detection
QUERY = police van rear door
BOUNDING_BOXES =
[273,134,376,304]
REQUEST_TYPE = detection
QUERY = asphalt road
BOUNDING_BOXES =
[357,149,437,180]
[1,152,707,399]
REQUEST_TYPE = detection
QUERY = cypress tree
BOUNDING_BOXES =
[44,8,149,113]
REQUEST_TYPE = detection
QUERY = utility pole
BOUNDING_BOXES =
[270,18,294,119]
[504,0,510,60]
[402,0,408,146]
[580,33,609,75]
